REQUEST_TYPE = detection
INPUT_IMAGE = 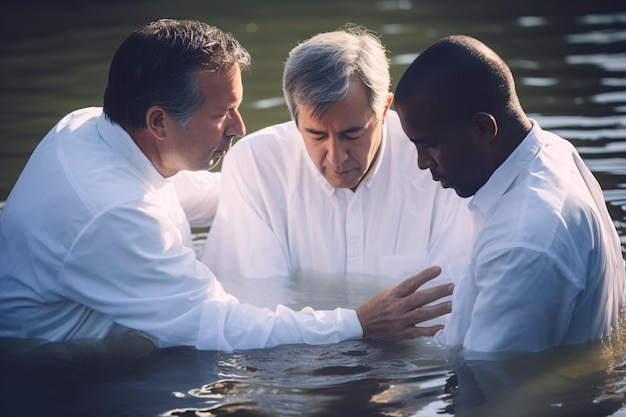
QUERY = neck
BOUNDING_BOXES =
[127,128,173,178]
[494,115,533,168]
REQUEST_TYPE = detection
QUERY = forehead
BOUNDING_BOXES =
[297,80,374,126]
[396,97,438,136]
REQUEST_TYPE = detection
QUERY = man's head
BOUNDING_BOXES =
[283,27,393,190]
[103,19,250,176]
[394,35,528,198]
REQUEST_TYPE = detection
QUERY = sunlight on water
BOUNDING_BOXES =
[583,159,626,175]
[391,53,420,65]
[580,12,626,25]
[250,96,286,109]
[521,77,559,87]
[603,78,626,87]
[517,16,548,27]
[566,53,626,72]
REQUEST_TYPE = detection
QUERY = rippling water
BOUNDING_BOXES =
[1,0,626,416]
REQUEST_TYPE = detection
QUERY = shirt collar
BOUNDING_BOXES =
[311,116,389,197]
[361,119,388,190]
[469,119,543,214]
[96,111,168,188]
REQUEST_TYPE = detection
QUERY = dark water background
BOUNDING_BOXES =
[1,0,626,416]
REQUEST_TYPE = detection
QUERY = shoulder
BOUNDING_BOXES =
[59,114,157,214]
[233,120,299,153]
[384,109,402,126]
[381,110,435,185]
[223,120,302,170]
[480,171,593,268]
[383,110,416,153]
[58,107,103,126]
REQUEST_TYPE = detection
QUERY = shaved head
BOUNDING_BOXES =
[395,35,520,123]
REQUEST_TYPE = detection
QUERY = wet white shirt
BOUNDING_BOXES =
[435,121,625,359]
[0,107,362,350]
[202,111,472,302]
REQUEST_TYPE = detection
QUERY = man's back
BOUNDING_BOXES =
[0,107,199,341]
[439,122,625,356]
[0,108,143,339]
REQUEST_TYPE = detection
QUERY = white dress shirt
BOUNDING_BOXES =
[202,111,472,308]
[435,121,625,359]
[0,107,362,350]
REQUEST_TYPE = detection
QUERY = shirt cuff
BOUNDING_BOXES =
[339,308,364,340]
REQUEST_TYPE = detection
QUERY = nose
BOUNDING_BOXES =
[225,108,246,138]
[415,144,435,171]
[325,137,348,166]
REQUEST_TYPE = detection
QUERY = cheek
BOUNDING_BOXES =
[446,149,475,178]
[446,149,465,167]
[302,141,325,166]
[202,122,224,145]
[351,141,374,165]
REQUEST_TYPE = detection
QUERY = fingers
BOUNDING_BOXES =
[392,266,442,298]
[356,265,454,340]
[402,282,454,313]
[403,324,445,339]
[408,300,452,327]
[396,301,452,339]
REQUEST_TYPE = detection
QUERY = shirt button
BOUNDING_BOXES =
[352,249,359,256]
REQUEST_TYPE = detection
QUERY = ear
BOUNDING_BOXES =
[471,112,498,140]
[381,93,394,124]
[145,105,168,142]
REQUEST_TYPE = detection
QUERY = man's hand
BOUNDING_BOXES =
[355,266,453,339]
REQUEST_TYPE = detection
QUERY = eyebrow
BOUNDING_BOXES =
[303,126,364,135]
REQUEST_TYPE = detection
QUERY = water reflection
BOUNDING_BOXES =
[448,342,625,417]
[2,327,626,416]
[160,339,452,417]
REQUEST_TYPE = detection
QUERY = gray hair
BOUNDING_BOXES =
[282,26,391,123]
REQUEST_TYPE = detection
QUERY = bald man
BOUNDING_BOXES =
[395,35,625,359]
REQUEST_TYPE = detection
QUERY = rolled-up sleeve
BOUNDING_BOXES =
[59,196,361,351]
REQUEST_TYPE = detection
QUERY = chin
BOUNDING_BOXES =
[454,187,476,198]
[323,176,355,189]
[328,182,350,189]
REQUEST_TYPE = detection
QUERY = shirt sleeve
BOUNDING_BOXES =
[201,143,292,278]
[461,246,580,356]
[170,170,221,227]
[58,197,362,351]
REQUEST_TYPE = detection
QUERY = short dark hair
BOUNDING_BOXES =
[103,19,250,130]
[395,35,516,121]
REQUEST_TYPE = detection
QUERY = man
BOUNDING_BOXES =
[201,28,471,301]
[0,19,454,351]
[394,35,626,358]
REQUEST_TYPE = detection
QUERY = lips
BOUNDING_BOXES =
[325,162,356,175]
[430,172,450,188]
[207,152,226,169]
